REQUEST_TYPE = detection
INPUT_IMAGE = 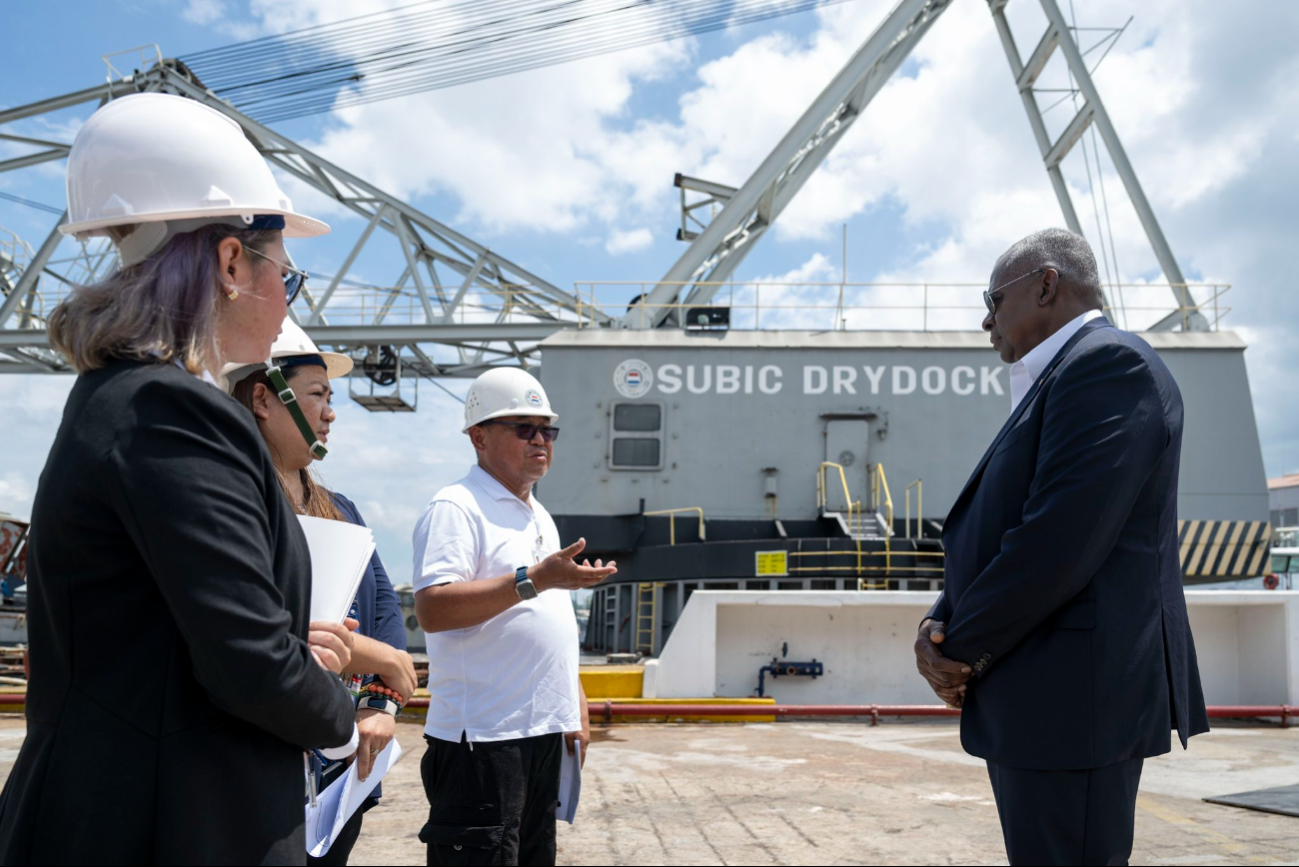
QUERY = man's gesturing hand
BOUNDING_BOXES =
[529,538,617,592]
[914,619,972,708]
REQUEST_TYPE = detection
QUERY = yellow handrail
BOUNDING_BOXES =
[643,507,706,545]
[817,461,864,575]
[870,463,894,575]
[816,461,855,512]
[870,464,894,531]
[904,478,923,540]
[805,463,945,586]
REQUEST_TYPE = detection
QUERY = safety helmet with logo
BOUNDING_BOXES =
[222,320,352,459]
[60,93,329,266]
[462,368,558,433]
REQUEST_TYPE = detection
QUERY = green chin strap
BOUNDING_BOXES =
[266,364,328,459]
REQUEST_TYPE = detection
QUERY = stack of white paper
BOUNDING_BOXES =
[298,515,376,623]
[556,743,582,824]
[306,740,403,856]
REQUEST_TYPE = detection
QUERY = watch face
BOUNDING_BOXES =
[363,696,398,715]
[516,566,537,599]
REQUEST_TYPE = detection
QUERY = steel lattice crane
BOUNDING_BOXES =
[0,0,1210,400]
[639,0,1207,332]
[0,51,614,401]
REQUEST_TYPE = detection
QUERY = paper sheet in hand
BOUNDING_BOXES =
[297,515,375,622]
[305,739,403,857]
[556,741,582,824]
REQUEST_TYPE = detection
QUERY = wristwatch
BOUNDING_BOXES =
[357,695,400,717]
[515,565,538,600]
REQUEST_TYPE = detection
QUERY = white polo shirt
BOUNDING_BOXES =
[411,464,581,743]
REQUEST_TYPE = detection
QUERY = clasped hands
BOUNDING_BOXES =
[914,619,972,708]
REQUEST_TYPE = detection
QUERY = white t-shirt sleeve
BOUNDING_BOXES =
[412,499,481,591]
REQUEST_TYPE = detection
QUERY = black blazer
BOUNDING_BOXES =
[930,317,1209,771]
[0,360,355,865]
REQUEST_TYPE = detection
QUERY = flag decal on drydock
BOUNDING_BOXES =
[1178,520,1273,579]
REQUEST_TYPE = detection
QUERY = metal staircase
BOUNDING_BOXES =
[833,511,891,541]
[817,461,894,541]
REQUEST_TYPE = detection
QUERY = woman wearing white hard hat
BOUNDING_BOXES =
[224,322,417,866]
[0,94,357,865]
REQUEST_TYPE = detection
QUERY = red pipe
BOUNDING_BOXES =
[1205,705,1294,721]
[0,694,1290,726]
[584,702,1292,727]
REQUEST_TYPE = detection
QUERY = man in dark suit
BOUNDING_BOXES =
[913,228,1209,865]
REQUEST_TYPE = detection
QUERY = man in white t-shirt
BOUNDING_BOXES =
[411,368,616,867]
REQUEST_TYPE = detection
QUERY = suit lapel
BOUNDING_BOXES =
[945,317,1112,527]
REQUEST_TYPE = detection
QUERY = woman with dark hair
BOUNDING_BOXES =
[225,321,416,866]
[0,93,357,865]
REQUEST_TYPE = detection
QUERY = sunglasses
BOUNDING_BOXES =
[246,246,309,305]
[486,420,561,443]
[983,267,1046,316]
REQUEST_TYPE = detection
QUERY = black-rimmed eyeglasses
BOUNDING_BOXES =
[247,247,309,305]
[486,420,561,443]
[983,268,1046,316]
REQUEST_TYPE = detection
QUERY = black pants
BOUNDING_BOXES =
[420,732,563,867]
[987,756,1145,866]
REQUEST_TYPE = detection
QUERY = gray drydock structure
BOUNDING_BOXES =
[537,329,1271,656]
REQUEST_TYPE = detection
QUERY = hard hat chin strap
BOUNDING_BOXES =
[266,364,328,459]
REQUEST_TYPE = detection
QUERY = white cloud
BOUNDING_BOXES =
[604,228,653,256]
[183,0,265,40]
[183,0,225,26]
[0,473,33,519]
[0,376,74,520]
[248,1,692,238]
[750,252,837,285]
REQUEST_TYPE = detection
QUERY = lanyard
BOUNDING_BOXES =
[266,364,328,459]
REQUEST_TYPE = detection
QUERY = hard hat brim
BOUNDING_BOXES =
[61,207,329,239]
[319,351,353,380]
[220,350,353,393]
[461,407,559,433]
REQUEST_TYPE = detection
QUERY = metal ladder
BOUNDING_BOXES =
[634,582,660,656]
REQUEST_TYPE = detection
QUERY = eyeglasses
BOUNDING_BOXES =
[983,268,1046,316]
[246,246,309,305]
[486,420,561,443]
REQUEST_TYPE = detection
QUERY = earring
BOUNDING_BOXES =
[223,284,239,301]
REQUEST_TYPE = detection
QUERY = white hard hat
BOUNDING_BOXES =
[463,368,558,432]
[221,319,352,393]
[60,94,328,263]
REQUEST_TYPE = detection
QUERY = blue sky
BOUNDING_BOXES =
[3,0,1298,575]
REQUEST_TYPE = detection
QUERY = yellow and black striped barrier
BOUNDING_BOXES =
[1178,520,1272,581]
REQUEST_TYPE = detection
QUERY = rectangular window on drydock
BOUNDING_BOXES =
[609,402,665,470]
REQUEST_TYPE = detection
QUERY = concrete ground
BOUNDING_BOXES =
[1,715,1295,865]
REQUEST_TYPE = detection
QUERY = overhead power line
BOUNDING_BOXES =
[180,0,858,123]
